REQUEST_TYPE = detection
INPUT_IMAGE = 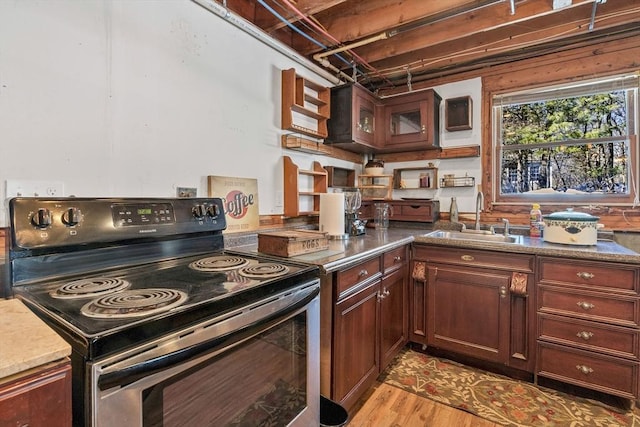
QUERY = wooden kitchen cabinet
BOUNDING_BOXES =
[536,256,640,400]
[0,360,72,427]
[326,83,381,153]
[360,200,440,223]
[325,86,441,154]
[379,246,409,369]
[333,277,380,410]
[329,245,409,411]
[412,244,536,372]
[381,89,441,152]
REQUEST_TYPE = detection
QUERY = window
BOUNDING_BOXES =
[492,74,639,206]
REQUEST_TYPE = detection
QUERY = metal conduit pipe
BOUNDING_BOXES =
[190,0,342,85]
[277,0,383,84]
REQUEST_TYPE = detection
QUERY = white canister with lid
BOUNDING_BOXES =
[542,208,600,246]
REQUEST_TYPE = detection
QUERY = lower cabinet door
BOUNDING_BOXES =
[333,281,380,410]
[380,268,408,368]
[427,265,511,364]
[0,361,72,427]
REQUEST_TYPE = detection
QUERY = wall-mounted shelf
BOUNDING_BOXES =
[325,166,356,188]
[357,174,393,200]
[440,175,475,188]
[393,166,438,190]
[283,156,328,217]
[281,68,330,139]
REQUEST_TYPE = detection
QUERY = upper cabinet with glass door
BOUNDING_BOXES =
[382,89,441,152]
[326,83,381,153]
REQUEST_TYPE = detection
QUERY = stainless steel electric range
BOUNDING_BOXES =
[6,197,320,427]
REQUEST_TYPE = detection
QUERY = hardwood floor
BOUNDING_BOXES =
[347,381,499,427]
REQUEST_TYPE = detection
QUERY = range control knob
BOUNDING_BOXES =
[62,207,81,226]
[31,208,52,229]
[206,204,220,217]
[192,205,207,219]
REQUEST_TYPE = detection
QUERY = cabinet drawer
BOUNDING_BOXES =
[383,246,407,274]
[336,257,381,297]
[538,285,639,327]
[538,257,638,294]
[538,313,639,360]
[537,343,638,399]
[397,204,432,219]
[413,245,534,273]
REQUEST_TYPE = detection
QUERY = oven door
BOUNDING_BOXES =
[90,280,320,427]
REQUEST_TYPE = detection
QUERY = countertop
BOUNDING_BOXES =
[414,232,640,263]
[230,228,418,274]
[229,226,640,271]
[0,299,71,380]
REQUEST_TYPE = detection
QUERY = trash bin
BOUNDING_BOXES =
[320,395,348,427]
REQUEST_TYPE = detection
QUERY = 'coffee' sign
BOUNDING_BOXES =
[208,176,259,233]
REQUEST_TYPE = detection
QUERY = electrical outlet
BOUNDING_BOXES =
[176,187,197,198]
[6,180,65,198]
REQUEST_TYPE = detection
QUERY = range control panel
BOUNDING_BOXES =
[9,197,226,250]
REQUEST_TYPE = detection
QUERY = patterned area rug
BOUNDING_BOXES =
[380,348,640,426]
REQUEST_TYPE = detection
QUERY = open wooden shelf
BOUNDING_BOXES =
[282,68,330,139]
[393,166,438,190]
[357,174,393,200]
[283,156,328,217]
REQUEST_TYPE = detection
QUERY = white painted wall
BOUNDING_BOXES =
[0,0,482,227]
[0,0,357,227]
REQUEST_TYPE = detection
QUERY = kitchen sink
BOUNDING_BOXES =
[426,230,524,244]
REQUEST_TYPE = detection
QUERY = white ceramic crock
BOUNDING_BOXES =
[542,209,599,246]
[364,159,384,176]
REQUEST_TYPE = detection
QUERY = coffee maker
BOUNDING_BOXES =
[343,188,366,236]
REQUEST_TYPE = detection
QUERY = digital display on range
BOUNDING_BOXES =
[113,203,175,227]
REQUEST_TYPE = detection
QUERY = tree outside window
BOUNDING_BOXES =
[493,75,638,206]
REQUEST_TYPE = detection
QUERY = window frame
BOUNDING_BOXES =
[491,74,639,207]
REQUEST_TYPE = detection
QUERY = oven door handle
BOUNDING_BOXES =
[97,286,319,391]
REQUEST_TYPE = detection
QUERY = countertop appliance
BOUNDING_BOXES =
[343,188,366,236]
[6,197,320,426]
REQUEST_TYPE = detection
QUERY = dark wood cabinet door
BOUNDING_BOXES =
[326,83,380,153]
[333,281,380,410]
[380,267,409,368]
[0,361,71,427]
[381,89,441,152]
[427,264,511,364]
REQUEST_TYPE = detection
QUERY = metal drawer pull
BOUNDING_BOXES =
[576,365,594,374]
[394,256,402,262]
[358,269,369,277]
[377,288,391,300]
[576,331,594,340]
[461,255,474,261]
[577,271,595,280]
[577,301,595,310]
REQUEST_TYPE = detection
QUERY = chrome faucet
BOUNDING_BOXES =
[501,218,510,236]
[475,192,483,230]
